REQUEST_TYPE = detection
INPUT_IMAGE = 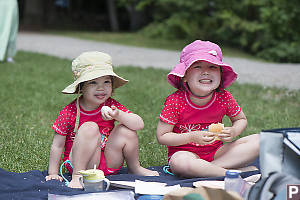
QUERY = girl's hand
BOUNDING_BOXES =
[218,127,235,142]
[191,131,215,145]
[109,105,120,119]
[45,174,63,182]
[101,105,120,120]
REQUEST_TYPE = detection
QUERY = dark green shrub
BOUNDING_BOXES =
[141,0,217,40]
[257,42,300,63]
[138,0,300,63]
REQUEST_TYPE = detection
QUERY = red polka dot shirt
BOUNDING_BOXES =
[159,89,241,146]
[52,97,130,160]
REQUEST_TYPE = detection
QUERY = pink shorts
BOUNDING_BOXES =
[168,140,223,162]
[64,150,123,176]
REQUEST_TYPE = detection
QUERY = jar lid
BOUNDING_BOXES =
[78,169,105,181]
[225,170,241,178]
[137,195,164,200]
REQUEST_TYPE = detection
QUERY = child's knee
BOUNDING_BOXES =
[240,133,259,143]
[242,134,260,153]
[251,133,260,151]
[78,121,99,138]
[169,152,192,174]
[114,124,137,138]
[246,133,260,145]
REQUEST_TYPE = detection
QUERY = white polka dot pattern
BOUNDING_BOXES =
[159,89,241,141]
[51,97,130,160]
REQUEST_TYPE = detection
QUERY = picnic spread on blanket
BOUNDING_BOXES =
[0,128,299,200]
[0,161,260,200]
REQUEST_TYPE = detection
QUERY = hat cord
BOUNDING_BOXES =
[73,88,81,134]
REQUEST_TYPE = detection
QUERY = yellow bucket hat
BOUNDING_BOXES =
[62,51,128,94]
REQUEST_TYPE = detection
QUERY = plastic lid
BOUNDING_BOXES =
[137,195,164,200]
[225,170,241,178]
[78,169,105,181]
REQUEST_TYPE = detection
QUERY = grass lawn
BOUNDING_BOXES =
[0,51,299,173]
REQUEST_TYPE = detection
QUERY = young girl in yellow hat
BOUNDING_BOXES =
[45,51,158,188]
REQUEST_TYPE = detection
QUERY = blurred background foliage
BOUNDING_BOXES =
[19,0,300,63]
[136,0,300,63]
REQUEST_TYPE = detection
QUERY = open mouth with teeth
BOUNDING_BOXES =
[199,79,212,84]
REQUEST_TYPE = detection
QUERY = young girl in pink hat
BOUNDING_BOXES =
[157,40,260,178]
[45,51,158,189]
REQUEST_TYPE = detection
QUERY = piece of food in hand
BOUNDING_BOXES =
[208,123,224,140]
[101,106,113,114]
[101,106,113,120]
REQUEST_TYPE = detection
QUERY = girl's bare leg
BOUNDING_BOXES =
[169,134,259,178]
[104,124,159,176]
[212,134,260,169]
[169,151,226,178]
[68,122,102,188]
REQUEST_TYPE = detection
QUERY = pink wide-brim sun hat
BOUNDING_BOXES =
[167,40,237,89]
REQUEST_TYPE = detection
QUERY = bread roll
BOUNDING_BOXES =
[208,123,224,140]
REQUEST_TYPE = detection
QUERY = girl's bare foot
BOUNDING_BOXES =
[68,174,83,189]
[236,165,258,172]
[226,165,258,173]
[244,174,261,184]
[130,166,159,176]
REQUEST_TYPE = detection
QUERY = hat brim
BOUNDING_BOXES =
[62,69,128,94]
[167,63,186,89]
[168,54,237,89]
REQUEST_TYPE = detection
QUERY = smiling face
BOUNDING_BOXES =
[183,61,221,97]
[80,76,113,110]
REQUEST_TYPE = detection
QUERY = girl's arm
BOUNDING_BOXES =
[229,110,247,137]
[220,111,247,141]
[45,133,66,181]
[110,106,144,131]
[156,120,214,146]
